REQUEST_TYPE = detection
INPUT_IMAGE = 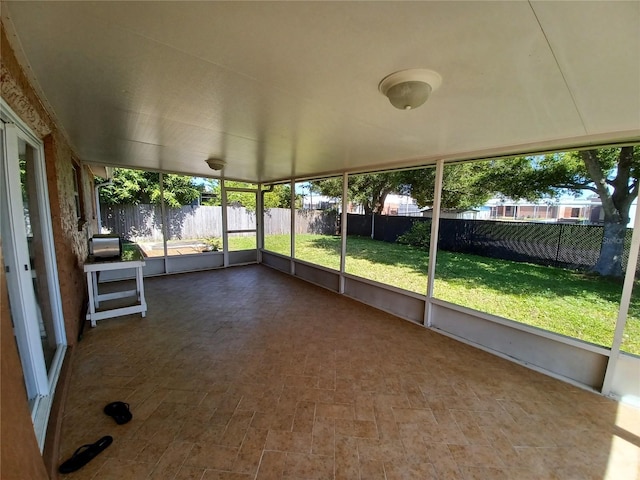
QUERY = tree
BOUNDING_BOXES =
[491,147,639,277]
[161,173,204,208]
[201,181,296,210]
[263,184,301,209]
[408,147,639,282]
[199,178,221,206]
[311,172,407,215]
[311,165,498,215]
[99,168,203,208]
[199,180,258,210]
[581,148,638,276]
[223,181,258,210]
[311,146,639,277]
[396,163,498,210]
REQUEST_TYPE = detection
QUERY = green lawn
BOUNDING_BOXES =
[256,234,640,355]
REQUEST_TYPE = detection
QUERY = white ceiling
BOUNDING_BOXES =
[3,1,639,183]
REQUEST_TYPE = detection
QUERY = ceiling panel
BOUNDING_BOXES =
[531,1,640,134]
[2,1,638,183]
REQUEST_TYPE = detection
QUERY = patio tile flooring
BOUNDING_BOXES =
[58,265,639,479]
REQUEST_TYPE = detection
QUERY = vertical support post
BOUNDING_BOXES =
[159,173,169,273]
[555,224,564,266]
[290,179,296,275]
[424,159,445,327]
[136,264,147,317]
[257,183,263,264]
[339,172,348,294]
[371,213,375,239]
[86,271,96,327]
[94,179,115,234]
[91,271,100,308]
[95,184,102,233]
[221,177,229,267]
[602,201,640,395]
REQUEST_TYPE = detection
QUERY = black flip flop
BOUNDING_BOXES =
[58,435,112,474]
[103,401,132,425]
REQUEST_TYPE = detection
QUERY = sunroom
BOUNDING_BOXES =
[1,2,639,479]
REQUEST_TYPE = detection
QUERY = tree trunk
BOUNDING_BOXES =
[581,148,636,278]
[372,195,385,214]
[593,220,626,277]
[372,189,392,214]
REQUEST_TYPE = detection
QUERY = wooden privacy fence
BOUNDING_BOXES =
[263,208,338,235]
[102,204,225,242]
[101,205,337,242]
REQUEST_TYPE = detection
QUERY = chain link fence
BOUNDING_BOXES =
[347,214,636,273]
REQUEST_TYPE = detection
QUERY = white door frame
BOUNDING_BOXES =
[1,122,49,397]
[222,183,259,264]
[0,100,67,450]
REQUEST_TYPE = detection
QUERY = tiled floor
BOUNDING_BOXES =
[58,265,639,479]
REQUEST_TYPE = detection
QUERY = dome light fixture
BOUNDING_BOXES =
[379,69,442,110]
[205,157,226,171]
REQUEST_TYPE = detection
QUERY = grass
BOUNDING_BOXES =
[256,234,640,355]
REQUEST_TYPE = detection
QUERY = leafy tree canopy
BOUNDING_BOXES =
[198,180,258,209]
[99,171,295,210]
[264,184,302,209]
[310,164,501,215]
[99,169,203,208]
[310,174,405,215]
[200,181,295,210]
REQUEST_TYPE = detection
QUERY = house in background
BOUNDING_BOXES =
[301,193,421,216]
[485,195,604,224]
[381,194,422,217]
[421,207,485,220]
[484,195,638,227]
[302,194,341,211]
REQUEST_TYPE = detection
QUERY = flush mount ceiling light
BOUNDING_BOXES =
[205,157,226,171]
[379,69,442,110]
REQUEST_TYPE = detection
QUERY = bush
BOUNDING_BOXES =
[396,220,431,249]
[201,237,221,252]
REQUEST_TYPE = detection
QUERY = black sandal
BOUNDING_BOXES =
[58,435,112,474]
[103,401,132,425]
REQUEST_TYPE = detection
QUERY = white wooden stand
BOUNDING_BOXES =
[84,251,147,327]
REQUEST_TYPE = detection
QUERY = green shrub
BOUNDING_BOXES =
[396,220,431,249]
[201,237,221,251]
